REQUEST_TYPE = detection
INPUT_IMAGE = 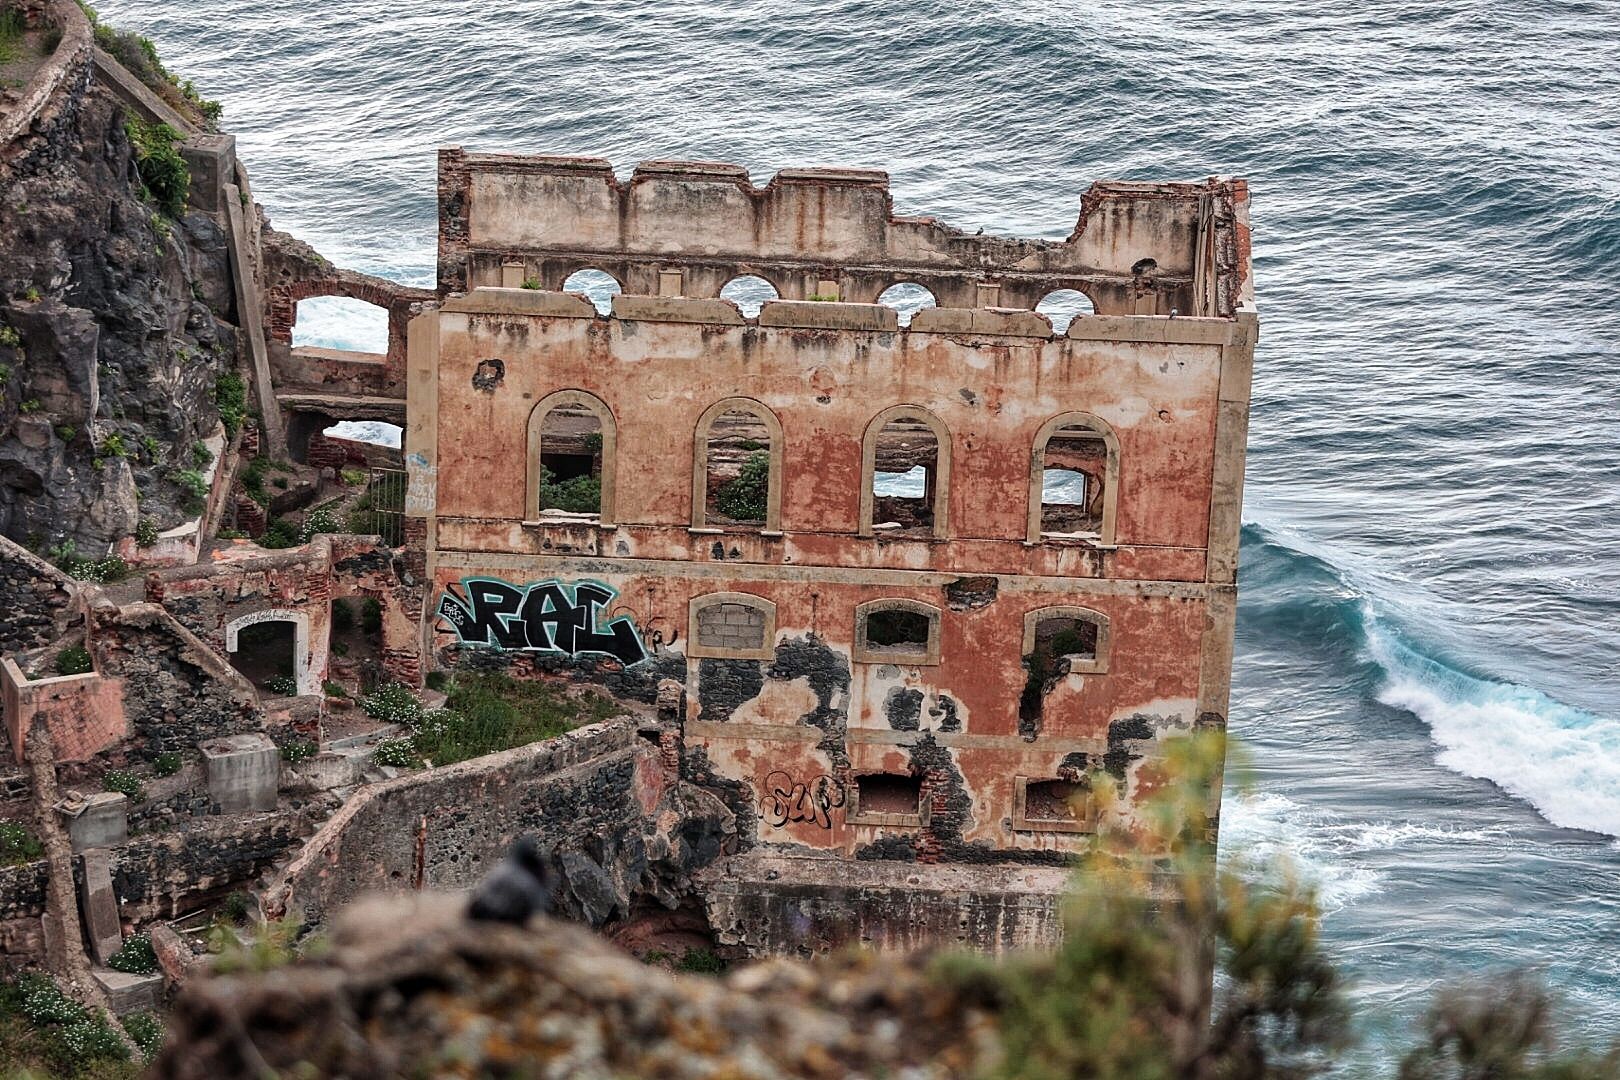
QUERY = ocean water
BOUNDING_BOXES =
[97,0,1620,1063]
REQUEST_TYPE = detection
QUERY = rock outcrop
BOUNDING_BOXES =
[155,893,995,1079]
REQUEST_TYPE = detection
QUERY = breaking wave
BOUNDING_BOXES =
[1243,524,1620,839]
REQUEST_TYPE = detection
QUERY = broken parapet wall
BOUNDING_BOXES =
[267,721,734,931]
[0,536,74,656]
[438,151,1252,317]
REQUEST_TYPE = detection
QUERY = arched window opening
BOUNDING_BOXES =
[693,400,781,531]
[864,407,949,539]
[853,599,942,666]
[526,390,616,523]
[876,282,937,327]
[228,619,299,696]
[1035,289,1094,334]
[719,274,779,318]
[293,296,388,354]
[688,592,777,660]
[1018,606,1110,738]
[1030,414,1117,545]
[560,268,622,315]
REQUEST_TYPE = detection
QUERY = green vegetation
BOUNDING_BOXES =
[715,450,769,522]
[675,948,726,976]
[279,738,316,763]
[123,117,189,218]
[257,518,299,549]
[106,934,158,976]
[219,891,253,925]
[48,541,130,585]
[99,432,126,459]
[170,467,208,514]
[0,973,137,1078]
[539,466,601,514]
[190,440,213,470]
[134,516,158,548]
[102,770,143,803]
[264,674,298,697]
[322,680,348,699]
[152,751,182,778]
[18,398,40,414]
[0,822,43,867]
[79,3,221,124]
[121,1011,163,1061]
[54,646,92,676]
[372,738,418,769]
[361,682,422,726]
[424,670,449,692]
[139,433,160,460]
[0,9,24,68]
[361,596,382,634]
[207,916,304,975]
[339,468,368,486]
[521,277,542,290]
[0,324,19,348]
[213,371,246,436]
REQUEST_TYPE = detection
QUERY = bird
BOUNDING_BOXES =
[467,835,554,923]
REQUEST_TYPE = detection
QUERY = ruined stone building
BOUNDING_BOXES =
[0,0,1254,979]
[406,153,1257,948]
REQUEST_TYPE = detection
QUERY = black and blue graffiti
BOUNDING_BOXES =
[437,577,648,666]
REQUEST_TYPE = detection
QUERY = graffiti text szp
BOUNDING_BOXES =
[437,577,648,666]
[760,770,845,829]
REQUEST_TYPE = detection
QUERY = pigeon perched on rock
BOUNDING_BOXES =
[467,835,554,924]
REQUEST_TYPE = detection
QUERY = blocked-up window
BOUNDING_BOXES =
[688,593,776,660]
[854,599,941,665]
[1015,776,1093,834]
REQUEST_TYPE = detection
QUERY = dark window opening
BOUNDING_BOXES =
[1019,615,1102,736]
[329,595,385,695]
[871,419,939,538]
[231,620,296,695]
[704,408,772,527]
[855,773,922,816]
[862,608,930,652]
[1024,778,1089,824]
[1040,423,1106,537]
[539,406,603,515]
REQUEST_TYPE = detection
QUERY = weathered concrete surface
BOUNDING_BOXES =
[77,847,121,964]
[57,791,128,851]
[267,721,734,931]
[155,892,994,1080]
[699,852,1071,956]
[201,732,279,814]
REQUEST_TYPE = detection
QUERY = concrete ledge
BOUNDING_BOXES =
[1066,313,1235,345]
[90,47,193,133]
[758,300,898,332]
[445,288,598,318]
[94,968,163,1015]
[910,307,1053,337]
[611,295,745,325]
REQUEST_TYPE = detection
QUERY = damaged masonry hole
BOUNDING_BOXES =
[472,357,505,391]
[1018,615,1100,737]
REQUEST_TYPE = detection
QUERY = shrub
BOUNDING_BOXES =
[124,117,189,217]
[331,598,355,635]
[409,675,621,767]
[70,555,129,584]
[55,646,92,676]
[107,933,158,975]
[299,505,340,542]
[0,324,18,348]
[172,467,209,513]
[17,973,85,1024]
[716,450,770,522]
[134,516,159,548]
[220,891,253,924]
[539,467,601,514]
[258,518,299,549]
[521,277,542,290]
[56,425,76,443]
[279,738,316,762]
[323,680,348,699]
[51,1014,131,1067]
[0,821,43,866]
[214,371,246,436]
[190,440,213,470]
[361,596,382,634]
[123,1010,164,1060]
[153,750,182,777]
[103,769,144,802]
[424,670,449,692]
[675,948,726,975]
[361,683,422,727]
[373,738,418,769]
[264,674,298,697]
[139,433,160,459]
[339,468,368,486]
[101,431,126,458]
[17,398,40,413]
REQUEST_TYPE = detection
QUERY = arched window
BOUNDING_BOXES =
[560,268,622,315]
[854,598,942,666]
[861,405,950,539]
[525,390,616,523]
[876,282,937,327]
[1028,412,1118,545]
[691,398,783,531]
[688,592,777,660]
[292,296,388,354]
[225,609,313,697]
[719,274,780,318]
[1034,289,1095,334]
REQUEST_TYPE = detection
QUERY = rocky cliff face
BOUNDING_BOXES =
[0,70,239,554]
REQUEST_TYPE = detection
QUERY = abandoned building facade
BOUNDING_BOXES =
[407,152,1257,944]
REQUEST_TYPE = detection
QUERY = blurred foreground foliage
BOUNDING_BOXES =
[937,733,1619,1079]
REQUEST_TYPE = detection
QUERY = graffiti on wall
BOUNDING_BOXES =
[437,577,648,666]
[760,770,845,829]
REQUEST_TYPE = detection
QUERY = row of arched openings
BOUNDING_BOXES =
[524,392,1119,545]
[557,269,1095,331]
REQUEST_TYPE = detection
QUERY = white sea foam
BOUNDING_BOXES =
[1219,791,1383,913]
[291,295,389,353]
[325,421,401,448]
[1367,625,1620,838]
